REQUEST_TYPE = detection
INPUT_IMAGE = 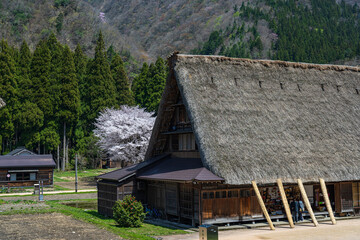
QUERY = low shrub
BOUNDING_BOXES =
[112,195,146,227]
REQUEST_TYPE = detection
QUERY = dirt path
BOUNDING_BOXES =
[0,192,96,201]
[55,181,97,190]
[162,218,360,240]
[0,213,120,240]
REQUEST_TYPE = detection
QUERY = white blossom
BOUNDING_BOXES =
[93,106,155,164]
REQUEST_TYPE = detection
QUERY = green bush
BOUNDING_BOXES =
[112,195,146,227]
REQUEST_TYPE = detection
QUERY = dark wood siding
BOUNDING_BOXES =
[98,181,118,217]
[201,188,261,221]
[98,178,139,217]
[0,168,53,187]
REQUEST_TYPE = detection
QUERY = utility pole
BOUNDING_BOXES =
[75,153,78,193]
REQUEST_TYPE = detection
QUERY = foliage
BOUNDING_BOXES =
[110,54,134,106]
[54,0,71,8]
[0,32,164,169]
[112,195,146,227]
[93,106,155,164]
[132,57,167,113]
[81,31,117,132]
[193,0,360,63]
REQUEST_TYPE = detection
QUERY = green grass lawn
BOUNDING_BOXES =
[0,199,187,240]
[53,168,117,182]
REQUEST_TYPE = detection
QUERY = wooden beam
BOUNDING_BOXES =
[251,181,275,230]
[277,179,294,228]
[319,178,336,225]
[297,179,318,227]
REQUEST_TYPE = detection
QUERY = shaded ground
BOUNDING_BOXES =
[0,213,121,240]
[0,192,96,201]
[162,218,360,240]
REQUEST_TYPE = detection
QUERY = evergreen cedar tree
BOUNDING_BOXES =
[132,57,167,113]
[0,33,166,168]
[193,0,360,63]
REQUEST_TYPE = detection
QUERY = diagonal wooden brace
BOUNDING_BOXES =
[297,179,318,227]
[252,181,275,230]
[277,179,295,228]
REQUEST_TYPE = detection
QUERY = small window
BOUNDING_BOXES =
[10,174,16,181]
[240,190,250,197]
[24,173,30,180]
[228,190,239,198]
[222,191,227,198]
[209,192,214,199]
[178,134,196,151]
[215,191,221,199]
[202,192,208,199]
[30,173,36,180]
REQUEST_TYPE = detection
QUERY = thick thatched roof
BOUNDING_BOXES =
[147,54,360,185]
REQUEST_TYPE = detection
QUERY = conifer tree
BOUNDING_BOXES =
[147,57,167,113]
[82,31,116,131]
[110,54,133,106]
[0,40,17,104]
[74,44,87,98]
[47,33,63,116]
[0,40,17,152]
[18,41,31,77]
[132,62,149,108]
[107,45,116,63]
[58,45,80,170]
[30,40,52,117]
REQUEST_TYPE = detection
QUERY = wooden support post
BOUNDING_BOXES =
[319,178,336,225]
[277,179,294,228]
[297,179,318,227]
[251,181,275,230]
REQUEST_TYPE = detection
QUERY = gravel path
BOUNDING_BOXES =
[162,218,360,240]
[0,213,120,240]
[0,193,97,201]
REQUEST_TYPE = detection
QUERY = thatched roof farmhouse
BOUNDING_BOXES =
[147,54,360,185]
[98,54,360,224]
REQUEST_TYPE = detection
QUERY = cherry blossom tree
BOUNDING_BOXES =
[93,106,155,164]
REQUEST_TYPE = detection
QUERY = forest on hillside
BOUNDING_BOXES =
[0,32,167,169]
[192,0,360,64]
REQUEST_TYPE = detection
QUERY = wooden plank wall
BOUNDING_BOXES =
[201,188,262,220]
[0,168,53,187]
[98,181,118,217]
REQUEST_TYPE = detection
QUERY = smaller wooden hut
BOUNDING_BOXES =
[0,154,56,187]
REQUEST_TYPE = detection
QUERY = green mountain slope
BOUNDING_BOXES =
[0,0,360,63]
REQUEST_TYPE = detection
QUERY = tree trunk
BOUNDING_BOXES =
[66,139,69,168]
[62,122,66,171]
[57,144,60,170]
[38,141,40,154]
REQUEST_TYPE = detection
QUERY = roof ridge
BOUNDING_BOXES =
[175,54,360,72]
